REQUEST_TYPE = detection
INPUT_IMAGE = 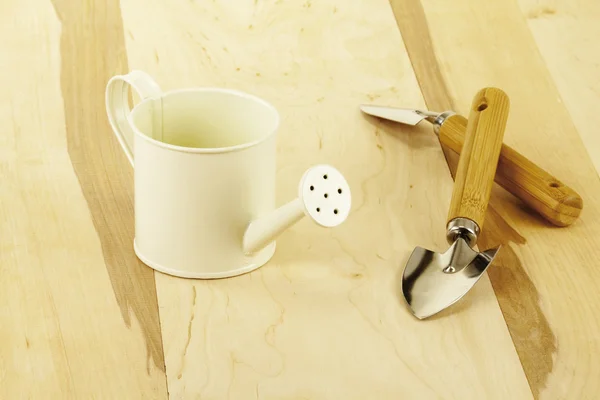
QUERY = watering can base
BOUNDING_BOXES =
[133,238,277,279]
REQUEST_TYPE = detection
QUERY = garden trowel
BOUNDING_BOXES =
[401,87,509,319]
[359,103,582,227]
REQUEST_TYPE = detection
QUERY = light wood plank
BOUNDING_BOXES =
[0,0,167,397]
[119,0,532,398]
[405,0,600,397]
[519,0,600,173]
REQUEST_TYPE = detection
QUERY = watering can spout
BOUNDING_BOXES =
[243,164,352,254]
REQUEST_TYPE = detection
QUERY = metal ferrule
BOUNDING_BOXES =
[429,111,456,136]
[446,217,480,248]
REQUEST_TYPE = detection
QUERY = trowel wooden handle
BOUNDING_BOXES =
[447,88,509,231]
[440,114,582,227]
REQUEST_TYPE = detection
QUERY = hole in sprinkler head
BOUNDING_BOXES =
[310,185,314,191]
[334,209,338,214]
[324,193,328,198]
[338,188,342,194]
[316,207,320,212]
[323,174,328,179]
[550,182,560,188]
[477,103,488,112]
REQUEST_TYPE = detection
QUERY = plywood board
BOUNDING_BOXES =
[7,0,599,397]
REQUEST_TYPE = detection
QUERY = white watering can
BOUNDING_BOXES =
[105,70,352,279]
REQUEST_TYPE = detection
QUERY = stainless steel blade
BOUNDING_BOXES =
[359,105,439,126]
[401,237,500,319]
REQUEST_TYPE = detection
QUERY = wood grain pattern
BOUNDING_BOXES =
[4,0,600,397]
[517,0,600,394]
[0,0,167,397]
[394,0,600,398]
[447,87,509,229]
[50,0,167,375]
[440,114,583,227]
[118,0,532,398]
[519,0,600,174]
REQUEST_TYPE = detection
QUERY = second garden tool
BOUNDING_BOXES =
[360,103,582,227]
[401,87,509,319]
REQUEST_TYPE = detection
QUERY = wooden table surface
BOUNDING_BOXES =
[2,0,599,398]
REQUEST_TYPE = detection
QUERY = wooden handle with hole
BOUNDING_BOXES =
[447,88,509,231]
[439,114,582,227]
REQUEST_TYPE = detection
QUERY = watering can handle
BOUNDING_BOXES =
[105,70,162,167]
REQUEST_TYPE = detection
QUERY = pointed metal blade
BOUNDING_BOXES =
[359,105,437,126]
[401,238,501,319]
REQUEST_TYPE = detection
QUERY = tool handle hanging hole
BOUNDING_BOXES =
[549,182,561,188]
[477,103,488,111]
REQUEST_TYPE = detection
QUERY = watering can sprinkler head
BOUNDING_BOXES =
[243,164,352,254]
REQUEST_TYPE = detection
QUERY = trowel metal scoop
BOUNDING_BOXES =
[360,103,583,227]
[401,87,510,319]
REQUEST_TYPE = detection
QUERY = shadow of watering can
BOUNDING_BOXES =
[105,70,352,279]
